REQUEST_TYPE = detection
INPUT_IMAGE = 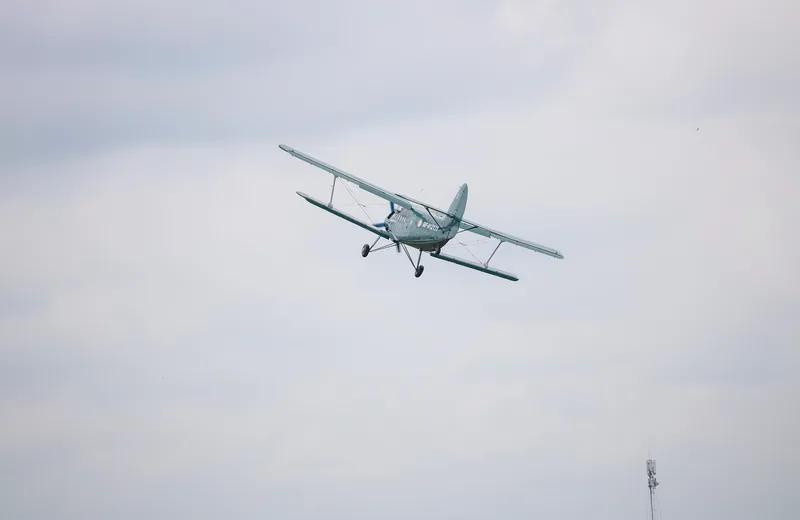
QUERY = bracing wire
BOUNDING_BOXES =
[338,203,389,208]
[446,238,493,246]
[339,179,379,223]
[455,239,485,265]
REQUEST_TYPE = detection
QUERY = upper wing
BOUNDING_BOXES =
[279,144,410,209]
[458,218,564,259]
[393,192,564,260]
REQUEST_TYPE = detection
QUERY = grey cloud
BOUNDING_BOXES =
[2,116,797,518]
[2,1,587,164]
[2,1,799,519]
[561,0,800,120]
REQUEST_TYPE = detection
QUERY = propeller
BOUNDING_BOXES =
[373,202,400,252]
[373,201,394,228]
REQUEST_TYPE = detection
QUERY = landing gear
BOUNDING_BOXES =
[361,236,382,257]
[361,234,430,279]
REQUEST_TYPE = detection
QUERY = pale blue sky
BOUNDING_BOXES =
[1,1,798,519]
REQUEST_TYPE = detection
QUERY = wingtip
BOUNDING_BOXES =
[278,144,294,153]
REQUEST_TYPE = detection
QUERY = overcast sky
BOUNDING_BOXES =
[1,1,799,519]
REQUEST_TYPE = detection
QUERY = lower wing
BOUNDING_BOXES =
[428,251,519,281]
[296,191,391,240]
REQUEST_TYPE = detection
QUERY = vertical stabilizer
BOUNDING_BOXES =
[445,184,468,238]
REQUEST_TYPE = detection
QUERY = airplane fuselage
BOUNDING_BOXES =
[383,205,453,252]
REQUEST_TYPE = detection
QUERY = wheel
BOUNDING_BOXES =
[361,244,370,257]
[414,265,424,278]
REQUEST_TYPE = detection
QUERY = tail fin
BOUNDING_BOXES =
[445,184,468,239]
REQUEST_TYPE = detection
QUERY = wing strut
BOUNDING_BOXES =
[328,177,336,207]
[425,207,446,230]
[485,241,502,268]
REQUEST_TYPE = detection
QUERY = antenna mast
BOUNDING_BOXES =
[646,458,659,520]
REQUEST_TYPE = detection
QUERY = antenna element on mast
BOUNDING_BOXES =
[646,458,659,520]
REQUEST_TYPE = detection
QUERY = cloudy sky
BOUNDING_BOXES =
[1,1,798,518]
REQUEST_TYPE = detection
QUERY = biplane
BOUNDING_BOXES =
[279,144,563,281]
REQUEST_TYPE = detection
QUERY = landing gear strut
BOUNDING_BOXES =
[398,242,425,278]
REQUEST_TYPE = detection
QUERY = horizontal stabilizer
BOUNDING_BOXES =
[297,192,392,239]
[429,252,519,282]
